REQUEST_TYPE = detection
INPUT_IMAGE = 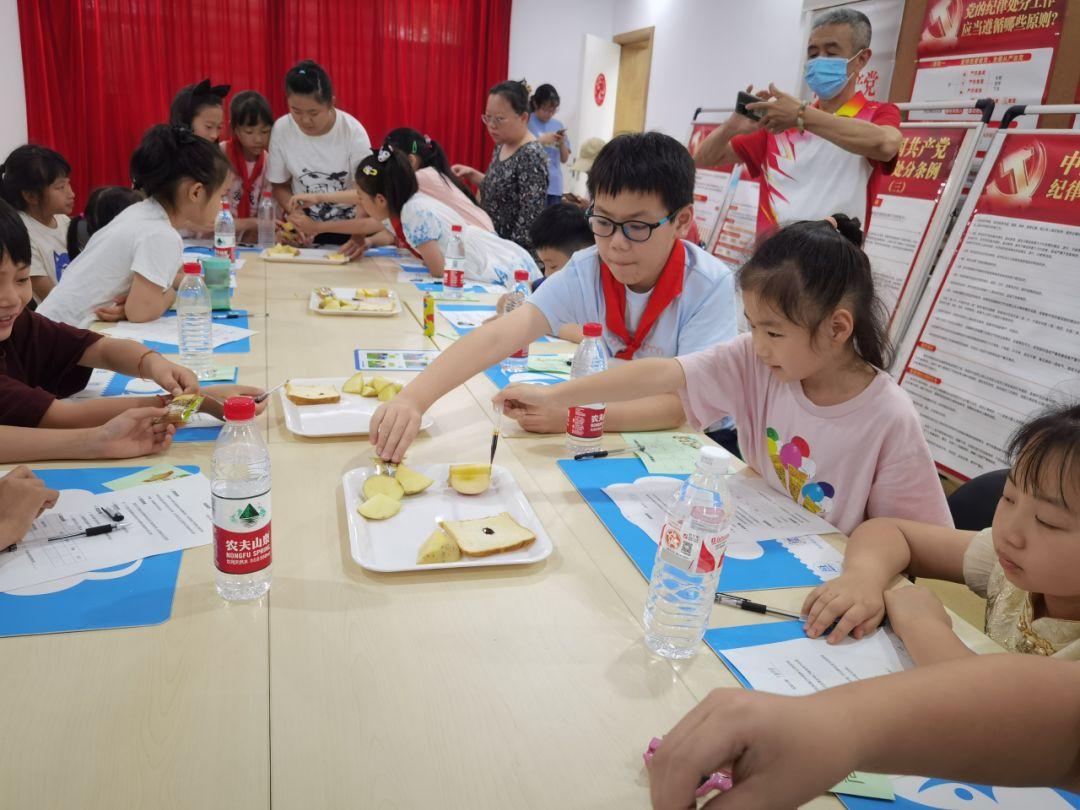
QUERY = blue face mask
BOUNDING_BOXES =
[804,51,862,100]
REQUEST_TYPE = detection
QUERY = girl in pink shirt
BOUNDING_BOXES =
[496,213,950,535]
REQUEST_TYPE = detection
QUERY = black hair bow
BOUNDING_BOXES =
[193,78,231,98]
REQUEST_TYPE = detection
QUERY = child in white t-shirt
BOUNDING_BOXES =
[266,60,382,252]
[0,145,76,301]
[37,125,232,329]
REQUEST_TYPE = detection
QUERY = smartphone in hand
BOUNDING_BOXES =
[736,90,765,121]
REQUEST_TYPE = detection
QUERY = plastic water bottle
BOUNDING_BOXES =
[565,322,608,455]
[500,269,533,374]
[212,396,272,601]
[644,447,734,659]
[443,224,465,299]
[214,197,235,262]
[176,262,214,380]
[257,190,275,248]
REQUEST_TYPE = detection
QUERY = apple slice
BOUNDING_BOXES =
[357,493,401,520]
[342,372,366,394]
[416,529,461,564]
[363,475,404,501]
[394,465,434,495]
[448,463,492,495]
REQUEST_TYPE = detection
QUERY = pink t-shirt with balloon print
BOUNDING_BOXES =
[676,334,952,535]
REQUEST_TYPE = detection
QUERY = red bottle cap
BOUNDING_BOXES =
[223,396,256,421]
[583,322,602,337]
[182,262,201,275]
[451,224,462,232]
[514,269,530,281]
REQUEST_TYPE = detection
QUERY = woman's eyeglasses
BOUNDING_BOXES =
[585,209,676,243]
[481,114,511,127]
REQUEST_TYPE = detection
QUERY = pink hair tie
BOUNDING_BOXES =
[824,215,838,229]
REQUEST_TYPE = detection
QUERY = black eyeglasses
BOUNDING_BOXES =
[585,208,676,243]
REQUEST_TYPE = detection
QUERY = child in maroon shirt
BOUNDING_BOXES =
[0,198,263,462]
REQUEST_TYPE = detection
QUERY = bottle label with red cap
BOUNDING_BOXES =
[658,512,729,574]
[509,347,528,359]
[443,269,464,289]
[566,405,605,439]
[213,490,272,575]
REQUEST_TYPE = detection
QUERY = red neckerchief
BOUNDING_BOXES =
[600,239,685,360]
[225,139,265,219]
[391,218,423,259]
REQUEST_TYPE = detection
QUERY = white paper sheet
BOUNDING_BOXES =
[438,309,495,331]
[102,319,256,349]
[0,474,213,592]
[721,628,914,697]
[602,474,839,555]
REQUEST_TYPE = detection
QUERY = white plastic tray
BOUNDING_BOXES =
[278,377,433,437]
[263,247,349,264]
[343,463,554,572]
[308,288,401,317]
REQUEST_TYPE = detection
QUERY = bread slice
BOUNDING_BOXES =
[285,381,340,405]
[439,512,535,557]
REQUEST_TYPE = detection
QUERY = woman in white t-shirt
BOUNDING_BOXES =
[222,90,274,242]
[38,125,232,329]
[266,60,383,251]
[354,148,538,287]
[0,145,76,302]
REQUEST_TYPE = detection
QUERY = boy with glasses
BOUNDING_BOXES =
[371,132,738,460]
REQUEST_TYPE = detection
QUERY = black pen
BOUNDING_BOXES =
[715,592,804,621]
[48,524,123,542]
[573,447,632,461]
[213,313,242,320]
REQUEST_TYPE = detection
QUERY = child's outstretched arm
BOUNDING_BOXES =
[882,585,976,665]
[369,302,552,461]
[801,517,975,643]
[648,654,1080,810]
[494,357,686,414]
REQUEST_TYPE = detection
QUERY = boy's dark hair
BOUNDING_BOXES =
[230,90,273,129]
[66,185,144,259]
[528,203,593,254]
[130,124,231,206]
[285,60,334,106]
[354,148,418,217]
[0,198,31,267]
[1007,403,1080,510]
[489,80,530,115]
[169,78,229,128]
[587,132,695,213]
[530,84,560,112]
[0,145,72,211]
[383,127,477,204]
[736,213,891,370]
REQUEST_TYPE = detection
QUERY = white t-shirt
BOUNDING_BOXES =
[265,110,371,222]
[20,212,71,283]
[396,192,539,287]
[36,199,182,329]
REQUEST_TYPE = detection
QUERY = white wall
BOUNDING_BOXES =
[508,0,616,190]
[611,0,805,138]
[0,0,27,158]
[508,0,807,143]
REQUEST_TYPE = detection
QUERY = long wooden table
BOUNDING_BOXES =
[0,253,998,809]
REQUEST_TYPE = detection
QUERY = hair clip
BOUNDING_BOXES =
[823,215,838,230]
[297,68,307,75]
[423,134,432,145]
[377,146,392,163]
[362,165,379,176]
[170,124,200,146]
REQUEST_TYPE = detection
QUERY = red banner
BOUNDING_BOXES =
[976,133,1080,226]
[917,0,1064,57]
[884,127,968,200]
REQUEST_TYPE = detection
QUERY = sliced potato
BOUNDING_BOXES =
[357,493,401,520]
[363,475,405,501]
[416,529,461,564]
[394,465,434,495]
[449,463,492,495]
[342,372,366,394]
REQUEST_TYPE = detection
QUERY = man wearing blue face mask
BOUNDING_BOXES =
[694,8,901,236]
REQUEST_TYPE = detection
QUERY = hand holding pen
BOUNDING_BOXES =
[0,467,60,554]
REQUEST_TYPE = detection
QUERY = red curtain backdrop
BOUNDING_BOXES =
[16,0,511,208]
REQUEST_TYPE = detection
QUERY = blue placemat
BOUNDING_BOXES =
[438,304,561,390]
[0,465,198,637]
[144,310,251,355]
[415,280,502,294]
[557,457,831,592]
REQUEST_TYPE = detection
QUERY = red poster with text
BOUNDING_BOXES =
[900,133,1080,480]
[917,0,1064,57]
[864,126,968,326]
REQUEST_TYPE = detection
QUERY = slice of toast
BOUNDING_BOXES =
[439,512,535,557]
[285,381,340,406]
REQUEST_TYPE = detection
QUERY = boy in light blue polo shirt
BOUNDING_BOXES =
[369,132,739,462]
